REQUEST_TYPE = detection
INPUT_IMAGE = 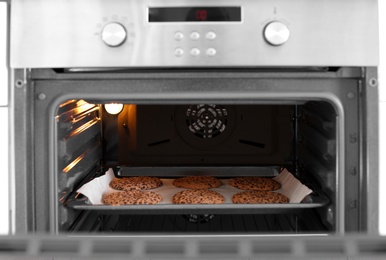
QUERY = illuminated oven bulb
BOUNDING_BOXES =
[104,103,124,115]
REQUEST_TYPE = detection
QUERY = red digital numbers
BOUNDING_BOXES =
[195,9,208,21]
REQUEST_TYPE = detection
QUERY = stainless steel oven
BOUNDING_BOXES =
[4,0,385,258]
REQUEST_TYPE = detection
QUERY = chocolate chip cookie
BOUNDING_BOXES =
[172,176,222,189]
[172,189,224,204]
[232,190,289,204]
[230,177,281,191]
[102,190,162,205]
[109,176,163,191]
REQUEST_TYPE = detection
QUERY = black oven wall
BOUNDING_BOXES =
[102,104,294,167]
[297,101,337,231]
[56,100,103,231]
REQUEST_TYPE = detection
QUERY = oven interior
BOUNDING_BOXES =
[57,99,337,235]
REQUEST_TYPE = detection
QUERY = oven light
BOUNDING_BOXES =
[104,103,124,115]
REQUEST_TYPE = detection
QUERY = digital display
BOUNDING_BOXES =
[149,7,241,22]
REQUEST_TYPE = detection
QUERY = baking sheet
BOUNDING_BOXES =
[76,168,313,205]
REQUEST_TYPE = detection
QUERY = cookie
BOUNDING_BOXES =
[172,189,224,204]
[102,190,162,205]
[172,176,222,189]
[232,190,289,204]
[109,176,162,191]
[230,177,281,191]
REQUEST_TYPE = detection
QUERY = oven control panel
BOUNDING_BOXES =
[10,0,378,68]
[171,30,219,58]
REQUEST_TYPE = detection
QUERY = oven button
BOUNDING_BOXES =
[206,31,216,40]
[174,32,184,41]
[101,22,127,47]
[206,48,216,56]
[190,48,201,56]
[264,21,290,46]
[190,31,200,40]
[174,48,184,57]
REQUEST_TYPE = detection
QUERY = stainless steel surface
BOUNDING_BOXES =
[10,0,379,68]
[361,67,379,233]
[1,235,386,259]
[0,1,8,106]
[263,21,290,46]
[0,108,9,235]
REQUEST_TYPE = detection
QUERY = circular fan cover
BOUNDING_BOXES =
[186,104,228,139]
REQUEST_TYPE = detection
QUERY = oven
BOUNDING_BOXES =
[4,0,385,258]
[12,67,378,235]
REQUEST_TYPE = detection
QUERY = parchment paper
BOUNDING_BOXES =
[77,168,313,205]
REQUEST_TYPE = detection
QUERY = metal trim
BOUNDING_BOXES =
[1,235,386,258]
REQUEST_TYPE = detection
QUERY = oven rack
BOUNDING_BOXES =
[70,211,327,233]
[65,168,330,215]
[66,197,329,215]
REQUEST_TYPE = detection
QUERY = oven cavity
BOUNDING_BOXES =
[57,100,337,235]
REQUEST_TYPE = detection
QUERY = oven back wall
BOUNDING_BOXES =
[103,104,293,167]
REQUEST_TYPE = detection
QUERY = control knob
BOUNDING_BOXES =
[101,22,127,47]
[264,21,290,46]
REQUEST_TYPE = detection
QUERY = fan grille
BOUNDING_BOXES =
[186,104,228,139]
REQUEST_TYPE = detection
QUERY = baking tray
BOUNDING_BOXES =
[67,196,329,215]
[65,169,330,215]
